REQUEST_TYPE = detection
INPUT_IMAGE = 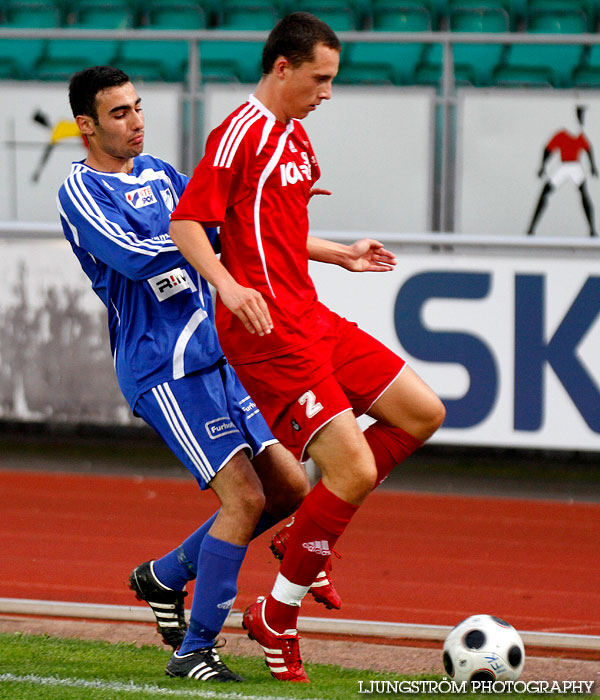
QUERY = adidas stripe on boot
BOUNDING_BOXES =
[166,646,245,682]
[129,560,187,649]
[242,597,309,682]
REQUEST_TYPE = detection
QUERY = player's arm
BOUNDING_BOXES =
[307,235,396,272]
[170,219,273,336]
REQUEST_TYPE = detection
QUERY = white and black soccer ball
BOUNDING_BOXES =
[443,614,525,683]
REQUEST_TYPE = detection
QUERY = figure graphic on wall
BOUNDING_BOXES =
[31,110,85,183]
[527,105,598,237]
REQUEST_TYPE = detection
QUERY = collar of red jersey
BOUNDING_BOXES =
[248,94,295,133]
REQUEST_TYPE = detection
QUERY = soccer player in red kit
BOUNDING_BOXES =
[170,12,446,682]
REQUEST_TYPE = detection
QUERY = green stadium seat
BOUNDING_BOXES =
[199,40,263,82]
[2,1,61,28]
[0,38,47,78]
[69,0,135,29]
[115,40,192,82]
[341,5,428,85]
[372,4,432,29]
[218,3,280,29]
[370,0,446,30]
[116,2,206,82]
[0,1,59,78]
[293,3,359,30]
[573,44,600,87]
[35,39,119,80]
[493,11,586,87]
[414,42,477,85]
[449,6,509,86]
[146,1,207,28]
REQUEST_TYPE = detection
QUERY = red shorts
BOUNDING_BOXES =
[232,310,406,461]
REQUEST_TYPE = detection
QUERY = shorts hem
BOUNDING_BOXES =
[364,364,407,415]
[210,443,251,483]
[300,407,353,463]
[254,438,280,458]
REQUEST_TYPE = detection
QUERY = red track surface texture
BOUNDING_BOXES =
[1,469,599,636]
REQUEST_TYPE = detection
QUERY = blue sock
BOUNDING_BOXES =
[153,510,278,590]
[178,534,247,654]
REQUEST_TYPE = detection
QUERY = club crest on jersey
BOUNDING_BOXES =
[160,187,174,212]
[125,185,157,208]
[147,267,197,301]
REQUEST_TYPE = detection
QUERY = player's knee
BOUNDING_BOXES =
[423,396,446,439]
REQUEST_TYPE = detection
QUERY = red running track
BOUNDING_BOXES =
[1,469,599,636]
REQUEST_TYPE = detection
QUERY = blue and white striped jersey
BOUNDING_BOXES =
[57,153,224,410]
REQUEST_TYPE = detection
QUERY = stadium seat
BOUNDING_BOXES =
[0,2,59,78]
[370,0,446,30]
[35,39,119,80]
[68,0,135,29]
[573,44,600,87]
[0,38,47,78]
[2,0,61,28]
[414,42,477,84]
[198,40,263,82]
[341,5,429,85]
[449,6,509,86]
[115,2,207,83]
[291,2,359,30]
[218,3,281,30]
[145,0,207,28]
[493,10,586,87]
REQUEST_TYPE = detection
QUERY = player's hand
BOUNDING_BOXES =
[218,282,273,336]
[309,187,332,198]
[344,238,396,272]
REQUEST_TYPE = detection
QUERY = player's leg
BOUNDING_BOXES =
[165,449,265,681]
[251,442,308,519]
[364,365,446,488]
[244,409,375,681]
[129,368,274,680]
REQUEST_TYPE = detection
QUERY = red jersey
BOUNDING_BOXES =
[546,130,590,162]
[172,95,330,365]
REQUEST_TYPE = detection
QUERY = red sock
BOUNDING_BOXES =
[265,480,357,632]
[364,423,423,489]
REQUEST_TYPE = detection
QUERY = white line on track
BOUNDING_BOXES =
[0,673,322,700]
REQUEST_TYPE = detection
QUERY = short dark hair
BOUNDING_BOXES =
[69,66,130,122]
[262,12,341,75]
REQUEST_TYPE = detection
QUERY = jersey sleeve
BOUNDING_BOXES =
[171,118,253,226]
[57,172,186,282]
[171,164,234,226]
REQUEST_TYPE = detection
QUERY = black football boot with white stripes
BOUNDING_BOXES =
[129,560,188,649]
[165,646,245,682]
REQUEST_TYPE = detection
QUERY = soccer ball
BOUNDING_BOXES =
[443,614,525,683]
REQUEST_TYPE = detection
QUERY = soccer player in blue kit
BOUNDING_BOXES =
[57,66,310,682]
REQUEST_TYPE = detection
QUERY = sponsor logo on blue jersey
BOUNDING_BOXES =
[147,267,197,302]
[205,417,239,439]
[126,185,157,209]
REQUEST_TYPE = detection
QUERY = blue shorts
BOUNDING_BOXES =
[135,360,278,489]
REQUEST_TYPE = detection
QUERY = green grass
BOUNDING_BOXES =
[0,633,597,700]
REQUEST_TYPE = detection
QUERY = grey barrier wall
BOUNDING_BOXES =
[1,227,599,453]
